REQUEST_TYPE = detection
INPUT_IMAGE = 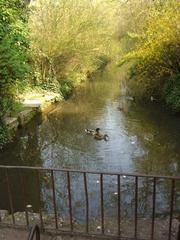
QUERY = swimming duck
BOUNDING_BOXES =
[85,128,109,141]
[94,128,109,141]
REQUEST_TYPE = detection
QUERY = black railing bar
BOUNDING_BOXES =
[100,173,105,234]
[28,224,40,240]
[0,165,180,180]
[117,175,121,236]
[151,177,156,240]
[168,179,175,240]
[177,217,180,240]
[134,176,138,238]
[83,172,89,233]
[50,170,58,230]
[67,171,73,231]
[5,169,15,225]
[37,171,44,230]
[19,170,29,227]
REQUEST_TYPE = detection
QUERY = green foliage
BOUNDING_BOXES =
[0,0,30,147]
[94,55,110,71]
[60,79,74,100]
[29,0,119,86]
[118,0,180,109]
[0,121,9,149]
[36,78,60,93]
[165,74,180,112]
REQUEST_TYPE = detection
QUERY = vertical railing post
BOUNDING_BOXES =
[84,172,89,233]
[151,177,156,240]
[117,175,121,236]
[5,169,15,224]
[51,170,58,230]
[37,171,44,230]
[100,173,104,234]
[134,176,138,239]
[19,169,29,227]
[177,216,180,240]
[67,171,73,232]
[169,179,175,240]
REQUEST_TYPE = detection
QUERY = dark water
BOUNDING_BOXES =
[0,67,180,226]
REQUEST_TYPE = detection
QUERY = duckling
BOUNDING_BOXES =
[94,128,109,141]
[85,129,95,135]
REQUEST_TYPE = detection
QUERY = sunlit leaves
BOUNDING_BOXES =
[118,0,180,104]
[28,0,119,84]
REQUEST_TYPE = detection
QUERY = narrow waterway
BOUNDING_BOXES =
[1,67,180,175]
[0,67,180,228]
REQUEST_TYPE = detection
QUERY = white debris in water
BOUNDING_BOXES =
[96,180,100,184]
[114,192,118,195]
[96,226,101,230]
[130,136,137,145]
[26,204,32,209]
[123,175,126,179]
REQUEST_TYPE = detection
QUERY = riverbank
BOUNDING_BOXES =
[1,65,108,148]
[3,90,62,144]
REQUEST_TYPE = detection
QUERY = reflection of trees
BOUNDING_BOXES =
[121,102,180,216]
[38,68,121,170]
[0,168,45,217]
[121,102,180,176]
[0,116,43,167]
[0,118,44,213]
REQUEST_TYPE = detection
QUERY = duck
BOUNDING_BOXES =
[94,128,109,141]
[85,128,95,135]
[85,128,109,141]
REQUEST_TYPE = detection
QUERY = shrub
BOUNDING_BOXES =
[60,80,74,100]
[165,74,180,112]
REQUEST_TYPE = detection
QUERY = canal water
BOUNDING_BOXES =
[0,67,180,230]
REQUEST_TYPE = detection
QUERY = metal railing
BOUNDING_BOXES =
[28,225,40,240]
[0,165,180,240]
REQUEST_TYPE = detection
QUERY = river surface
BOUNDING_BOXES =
[0,67,180,228]
[1,67,180,175]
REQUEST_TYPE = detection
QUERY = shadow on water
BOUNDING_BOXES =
[0,66,180,226]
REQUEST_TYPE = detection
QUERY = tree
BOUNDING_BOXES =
[118,0,180,110]
[28,0,119,88]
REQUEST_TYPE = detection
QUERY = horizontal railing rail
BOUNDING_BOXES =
[0,165,180,179]
[0,165,179,240]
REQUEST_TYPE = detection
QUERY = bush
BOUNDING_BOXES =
[165,74,180,112]
[0,122,9,149]
[60,79,74,100]
[94,55,110,70]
